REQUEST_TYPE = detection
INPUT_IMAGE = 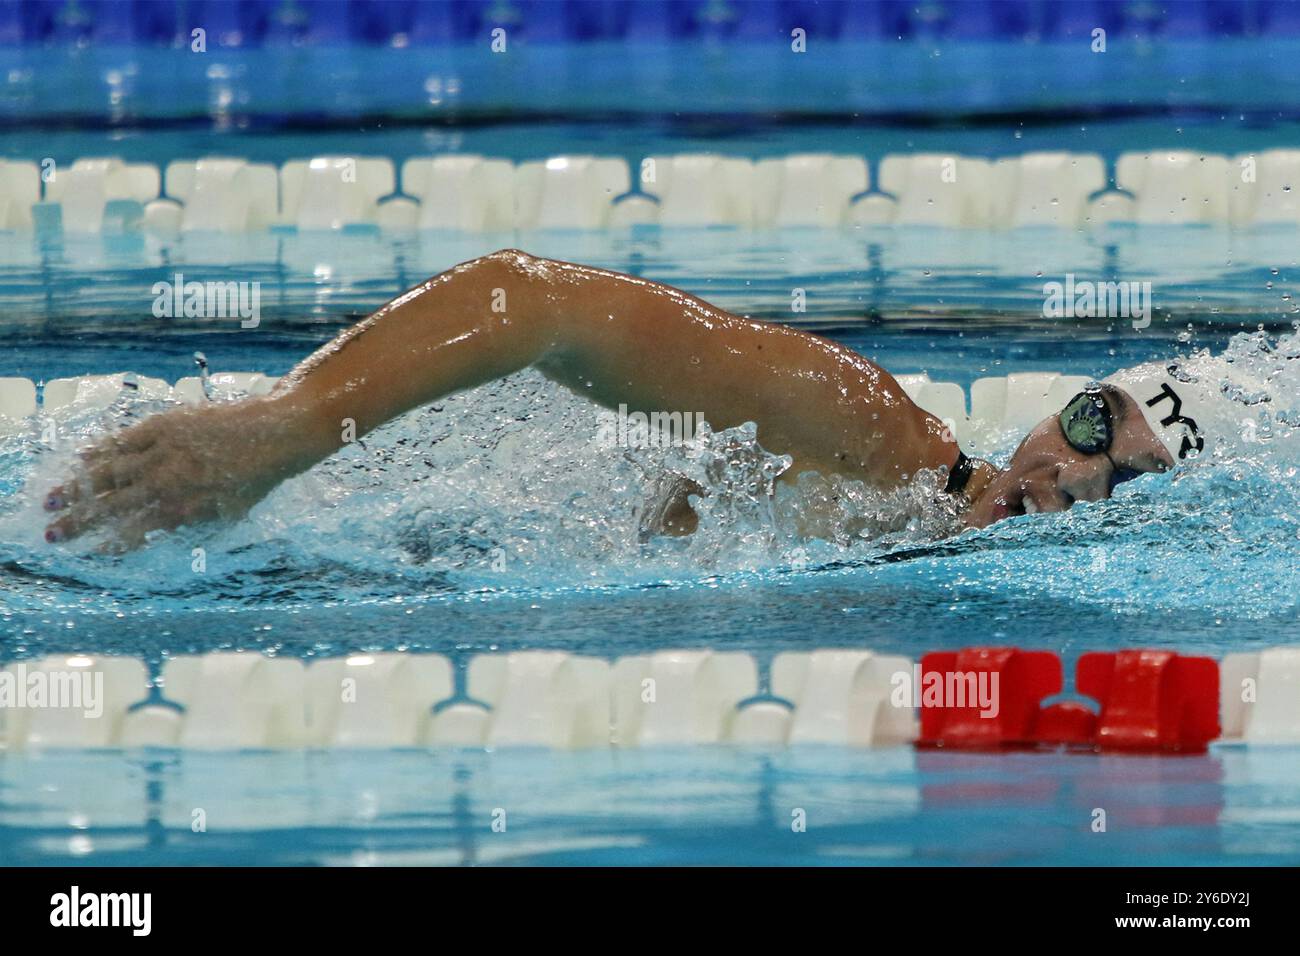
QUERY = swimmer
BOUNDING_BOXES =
[43,250,1202,549]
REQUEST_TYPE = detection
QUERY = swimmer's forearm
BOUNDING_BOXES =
[267,251,558,466]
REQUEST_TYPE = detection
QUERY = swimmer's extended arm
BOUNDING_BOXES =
[273,250,957,480]
[46,250,965,547]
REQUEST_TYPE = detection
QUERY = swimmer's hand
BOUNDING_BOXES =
[43,397,312,551]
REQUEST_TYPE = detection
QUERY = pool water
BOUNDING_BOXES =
[3,32,1300,866]
[3,746,1299,866]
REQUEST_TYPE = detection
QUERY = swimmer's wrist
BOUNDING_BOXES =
[257,390,348,476]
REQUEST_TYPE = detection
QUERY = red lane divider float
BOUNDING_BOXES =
[917,648,1219,754]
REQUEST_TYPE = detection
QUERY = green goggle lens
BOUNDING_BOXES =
[1058,388,1113,456]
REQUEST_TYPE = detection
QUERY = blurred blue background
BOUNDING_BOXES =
[4,0,1297,46]
[4,1,1299,167]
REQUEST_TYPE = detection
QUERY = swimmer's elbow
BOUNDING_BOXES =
[476,248,544,280]
[460,249,575,357]
[485,248,539,267]
[456,249,551,304]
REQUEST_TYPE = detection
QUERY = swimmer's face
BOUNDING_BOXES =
[964,385,1175,528]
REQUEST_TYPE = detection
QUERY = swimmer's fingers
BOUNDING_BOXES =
[43,483,71,512]
[49,439,158,511]
[44,500,100,543]
[44,479,163,543]
[78,454,149,498]
[44,465,131,515]
[77,421,161,468]
[44,492,119,543]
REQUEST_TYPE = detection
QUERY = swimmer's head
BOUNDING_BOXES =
[963,383,1174,528]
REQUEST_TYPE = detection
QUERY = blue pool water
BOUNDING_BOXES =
[3,26,1300,866]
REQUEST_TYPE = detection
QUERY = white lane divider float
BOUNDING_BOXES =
[9,149,1300,233]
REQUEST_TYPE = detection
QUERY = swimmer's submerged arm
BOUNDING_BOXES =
[273,250,956,484]
[46,250,962,546]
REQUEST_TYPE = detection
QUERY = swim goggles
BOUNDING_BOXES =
[1059,385,1141,488]
[1059,386,1114,455]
